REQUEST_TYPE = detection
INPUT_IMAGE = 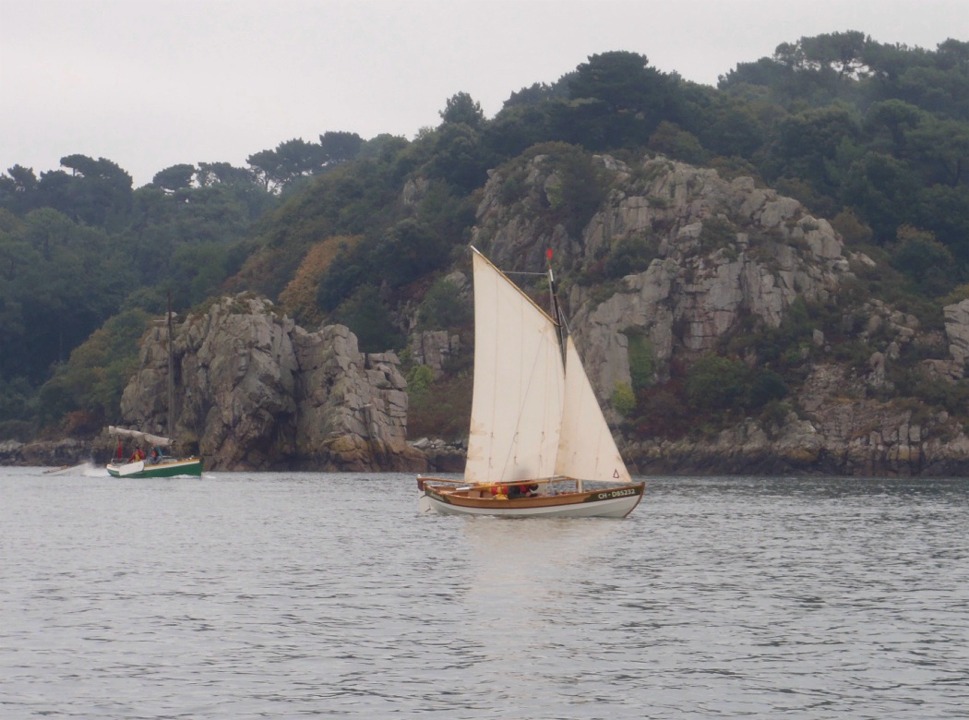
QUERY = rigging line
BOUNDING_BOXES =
[474,249,558,326]
[559,311,573,336]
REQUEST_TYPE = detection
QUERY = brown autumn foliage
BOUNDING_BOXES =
[278,235,361,326]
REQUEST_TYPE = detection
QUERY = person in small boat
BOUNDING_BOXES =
[507,483,539,498]
[149,446,161,464]
[127,446,145,463]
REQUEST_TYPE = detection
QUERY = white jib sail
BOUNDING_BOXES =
[464,248,565,484]
[556,337,632,485]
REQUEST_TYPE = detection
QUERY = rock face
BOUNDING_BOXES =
[408,330,460,378]
[943,299,969,373]
[118,295,425,472]
[471,153,969,476]
[0,438,89,467]
[477,156,849,392]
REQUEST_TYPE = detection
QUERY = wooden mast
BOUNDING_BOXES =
[545,248,567,361]
[166,290,175,444]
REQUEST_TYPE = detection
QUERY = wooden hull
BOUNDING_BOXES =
[418,477,644,518]
[106,457,203,478]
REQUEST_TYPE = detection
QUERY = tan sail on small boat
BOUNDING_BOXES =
[417,246,644,518]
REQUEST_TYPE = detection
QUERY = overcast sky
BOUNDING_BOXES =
[2,0,967,187]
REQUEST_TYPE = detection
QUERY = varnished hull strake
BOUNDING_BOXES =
[418,478,644,518]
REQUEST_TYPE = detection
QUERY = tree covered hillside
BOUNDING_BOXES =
[1,31,967,445]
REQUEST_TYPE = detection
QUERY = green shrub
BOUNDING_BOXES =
[699,216,738,252]
[624,330,655,389]
[748,368,789,407]
[332,284,405,352]
[605,234,659,279]
[612,382,636,416]
[417,277,471,330]
[407,364,434,395]
[685,354,788,414]
[686,354,748,411]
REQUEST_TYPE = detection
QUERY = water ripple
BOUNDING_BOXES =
[1,471,967,718]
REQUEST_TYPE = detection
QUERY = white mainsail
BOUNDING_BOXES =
[464,247,630,486]
[464,249,564,484]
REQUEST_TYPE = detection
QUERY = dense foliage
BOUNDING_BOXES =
[1,33,967,441]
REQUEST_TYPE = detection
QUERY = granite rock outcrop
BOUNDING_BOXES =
[115,295,424,472]
[470,153,969,476]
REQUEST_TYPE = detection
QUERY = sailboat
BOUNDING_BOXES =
[105,426,202,478]
[105,294,203,479]
[417,246,644,518]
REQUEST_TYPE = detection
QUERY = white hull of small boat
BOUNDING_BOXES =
[106,456,203,478]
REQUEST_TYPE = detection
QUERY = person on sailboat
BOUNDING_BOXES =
[127,447,145,463]
[149,446,160,464]
[508,483,539,498]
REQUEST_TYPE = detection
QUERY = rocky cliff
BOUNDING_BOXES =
[471,153,969,476]
[112,295,424,472]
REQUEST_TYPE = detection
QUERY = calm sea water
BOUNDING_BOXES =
[1,468,967,719]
